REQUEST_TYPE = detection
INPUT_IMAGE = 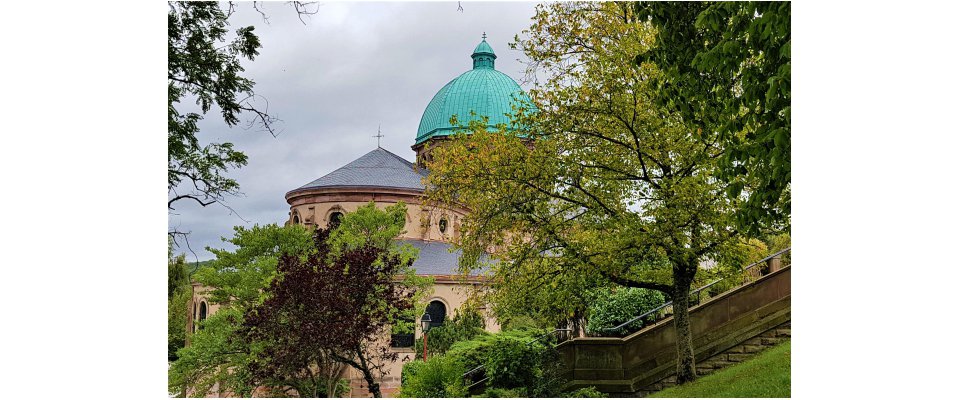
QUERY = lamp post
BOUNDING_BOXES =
[420,313,432,362]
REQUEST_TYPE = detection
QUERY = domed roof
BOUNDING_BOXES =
[415,36,534,145]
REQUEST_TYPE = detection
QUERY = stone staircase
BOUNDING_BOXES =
[634,322,791,397]
[556,265,791,396]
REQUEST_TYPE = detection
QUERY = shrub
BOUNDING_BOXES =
[439,329,570,396]
[485,336,542,389]
[415,307,487,359]
[586,287,666,336]
[398,356,467,398]
[562,386,608,398]
[447,335,497,371]
[479,387,527,397]
[498,315,542,332]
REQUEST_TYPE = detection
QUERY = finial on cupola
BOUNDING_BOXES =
[471,33,497,69]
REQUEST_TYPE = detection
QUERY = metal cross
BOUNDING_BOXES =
[373,124,384,148]
[482,32,487,40]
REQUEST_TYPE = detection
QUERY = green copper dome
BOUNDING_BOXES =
[415,36,533,145]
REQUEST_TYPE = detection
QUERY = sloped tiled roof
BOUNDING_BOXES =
[403,239,490,277]
[295,147,427,192]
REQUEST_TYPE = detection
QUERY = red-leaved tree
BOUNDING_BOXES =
[241,225,421,397]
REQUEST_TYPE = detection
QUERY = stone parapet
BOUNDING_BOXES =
[557,266,791,395]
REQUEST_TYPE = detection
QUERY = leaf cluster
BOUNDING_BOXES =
[585,287,666,336]
[414,307,488,359]
[634,1,791,232]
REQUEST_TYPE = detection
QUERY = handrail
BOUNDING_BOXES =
[601,247,791,333]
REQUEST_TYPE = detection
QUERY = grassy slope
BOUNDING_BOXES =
[651,340,791,398]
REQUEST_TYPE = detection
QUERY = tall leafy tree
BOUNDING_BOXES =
[168,2,263,212]
[167,2,317,247]
[169,204,430,397]
[424,2,786,384]
[168,242,191,361]
[168,223,316,397]
[241,203,430,398]
[633,1,791,231]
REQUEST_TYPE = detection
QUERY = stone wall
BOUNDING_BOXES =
[633,321,791,397]
[557,266,791,395]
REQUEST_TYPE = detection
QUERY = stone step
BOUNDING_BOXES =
[761,336,787,346]
[727,352,755,362]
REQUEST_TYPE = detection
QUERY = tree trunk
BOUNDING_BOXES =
[355,348,382,398]
[672,269,697,384]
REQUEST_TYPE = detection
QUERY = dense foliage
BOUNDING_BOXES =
[424,2,789,384]
[633,1,791,232]
[401,327,603,397]
[169,203,428,398]
[397,357,468,398]
[168,245,191,361]
[168,224,316,397]
[415,307,487,359]
[586,287,666,336]
[238,203,428,398]
[168,2,261,212]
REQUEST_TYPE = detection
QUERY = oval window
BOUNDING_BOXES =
[439,218,448,233]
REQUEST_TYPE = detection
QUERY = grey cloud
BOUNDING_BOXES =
[169,2,539,260]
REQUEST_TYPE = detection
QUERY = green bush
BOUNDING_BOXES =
[478,387,527,397]
[586,287,666,336]
[485,336,542,389]
[398,356,467,398]
[498,315,542,332]
[449,330,567,395]
[415,307,487,359]
[562,386,608,398]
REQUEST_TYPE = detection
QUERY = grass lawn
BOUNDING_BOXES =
[650,340,790,398]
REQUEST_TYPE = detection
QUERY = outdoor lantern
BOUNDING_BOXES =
[420,313,432,333]
[420,313,433,361]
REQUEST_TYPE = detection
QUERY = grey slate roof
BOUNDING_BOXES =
[296,147,428,191]
[403,239,490,276]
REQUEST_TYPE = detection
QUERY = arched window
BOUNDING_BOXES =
[425,300,447,329]
[329,211,344,228]
[199,302,207,322]
[292,212,301,224]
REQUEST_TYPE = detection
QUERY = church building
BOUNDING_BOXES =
[189,36,533,397]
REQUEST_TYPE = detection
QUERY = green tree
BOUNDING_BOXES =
[168,243,192,361]
[168,2,262,212]
[632,1,791,232]
[424,2,786,384]
[168,224,315,397]
[167,2,317,244]
[169,204,431,397]
[240,203,431,398]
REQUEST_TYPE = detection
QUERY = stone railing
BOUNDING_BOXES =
[557,265,791,395]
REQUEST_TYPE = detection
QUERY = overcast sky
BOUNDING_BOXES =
[170,2,540,261]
